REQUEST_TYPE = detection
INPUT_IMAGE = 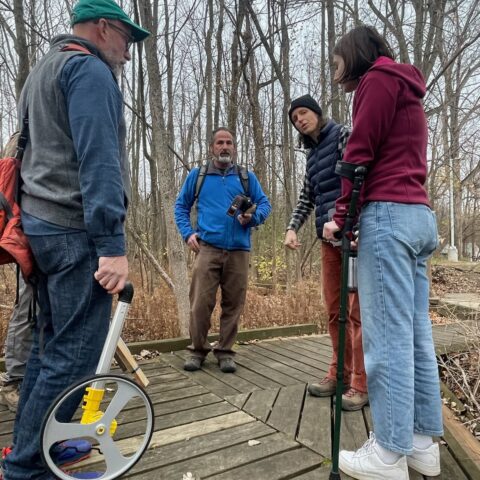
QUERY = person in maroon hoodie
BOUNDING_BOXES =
[323,26,442,480]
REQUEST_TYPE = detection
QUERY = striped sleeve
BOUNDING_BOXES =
[287,175,314,232]
[337,125,351,160]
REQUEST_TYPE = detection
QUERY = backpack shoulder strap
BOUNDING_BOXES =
[194,162,209,201]
[237,165,250,196]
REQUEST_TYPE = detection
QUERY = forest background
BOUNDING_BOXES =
[0,0,479,344]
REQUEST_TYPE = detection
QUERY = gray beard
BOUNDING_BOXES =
[217,154,231,164]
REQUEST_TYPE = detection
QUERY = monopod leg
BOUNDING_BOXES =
[330,166,367,479]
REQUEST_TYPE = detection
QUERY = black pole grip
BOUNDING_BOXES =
[118,282,134,303]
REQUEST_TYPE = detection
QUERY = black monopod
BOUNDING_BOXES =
[330,164,367,480]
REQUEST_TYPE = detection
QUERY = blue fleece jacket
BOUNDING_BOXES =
[175,165,271,251]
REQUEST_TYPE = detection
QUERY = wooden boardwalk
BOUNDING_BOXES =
[0,322,476,479]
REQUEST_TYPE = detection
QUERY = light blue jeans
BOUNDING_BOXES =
[358,202,443,455]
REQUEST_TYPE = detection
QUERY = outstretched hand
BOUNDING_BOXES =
[284,230,301,250]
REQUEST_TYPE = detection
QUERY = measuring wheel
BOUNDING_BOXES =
[40,373,154,480]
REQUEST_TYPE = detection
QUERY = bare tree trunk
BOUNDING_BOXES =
[13,0,30,98]
[205,0,214,139]
[326,0,339,120]
[137,0,191,336]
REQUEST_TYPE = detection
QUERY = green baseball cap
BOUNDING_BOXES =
[71,0,150,42]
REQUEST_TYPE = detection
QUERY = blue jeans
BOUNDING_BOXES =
[357,202,443,455]
[3,232,111,480]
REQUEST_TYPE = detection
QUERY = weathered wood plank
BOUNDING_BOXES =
[289,466,332,479]
[234,353,301,386]
[124,421,275,477]
[123,393,223,423]
[297,395,331,457]
[173,348,284,392]
[338,409,368,452]
[254,341,331,374]
[442,405,480,479]
[243,388,279,422]
[175,349,262,393]
[267,384,306,438]
[291,466,356,480]
[246,343,327,380]
[78,411,259,470]
[145,379,206,396]
[131,432,300,480]
[280,337,333,362]
[152,401,238,432]
[160,352,240,397]
[206,446,323,480]
[225,393,250,410]
[237,347,316,384]
[435,443,469,480]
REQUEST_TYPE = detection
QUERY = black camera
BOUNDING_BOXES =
[227,194,255,217]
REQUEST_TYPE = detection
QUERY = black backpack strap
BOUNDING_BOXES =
[15,113,29,162]
[237,165,250,197]
[194,162,209,201]
[15,112,29,206]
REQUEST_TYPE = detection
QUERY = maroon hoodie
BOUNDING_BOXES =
[333,56,430,229]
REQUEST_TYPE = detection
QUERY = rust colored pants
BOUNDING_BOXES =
[188,241,249,360]
[322,242,367,392]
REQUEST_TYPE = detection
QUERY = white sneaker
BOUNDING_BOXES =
[407,442,441,476]
[339,432,409,480]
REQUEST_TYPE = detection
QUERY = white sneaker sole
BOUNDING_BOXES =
[339,460,407,480]
[407,457,441,476]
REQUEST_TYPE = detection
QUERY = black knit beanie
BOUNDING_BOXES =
[288,94,323,124]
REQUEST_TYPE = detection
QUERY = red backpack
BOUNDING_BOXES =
[0,125,34,280]
[0,44,92,282]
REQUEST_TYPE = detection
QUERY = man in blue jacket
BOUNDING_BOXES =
[175,127,271,373]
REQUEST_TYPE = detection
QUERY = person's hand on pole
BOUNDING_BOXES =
[95,256,129,294]
[323,220,341,241]
[284,229,301,250]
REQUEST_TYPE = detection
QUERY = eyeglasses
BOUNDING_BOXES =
[106,21,135,51]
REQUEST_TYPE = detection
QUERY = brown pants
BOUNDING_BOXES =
[322,242,367,392]
[188,242,249,360]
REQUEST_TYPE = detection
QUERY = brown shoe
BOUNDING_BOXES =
[342,387,369,411]
[0,383,20,413]
[308,377,339,397]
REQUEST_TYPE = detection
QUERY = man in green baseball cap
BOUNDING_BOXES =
[2,2,149,480]
[71,0,150,42]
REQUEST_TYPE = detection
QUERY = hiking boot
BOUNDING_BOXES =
[308,377,345,397]
[0,383,20,413]
[218,357,236,373]
[184,356,204,371]
[407,442,441,476]
[339,432,409,480]
[342,387,369,411]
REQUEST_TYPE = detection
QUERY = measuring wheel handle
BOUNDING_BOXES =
[118,282,134,304]
[40,283,154,480]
